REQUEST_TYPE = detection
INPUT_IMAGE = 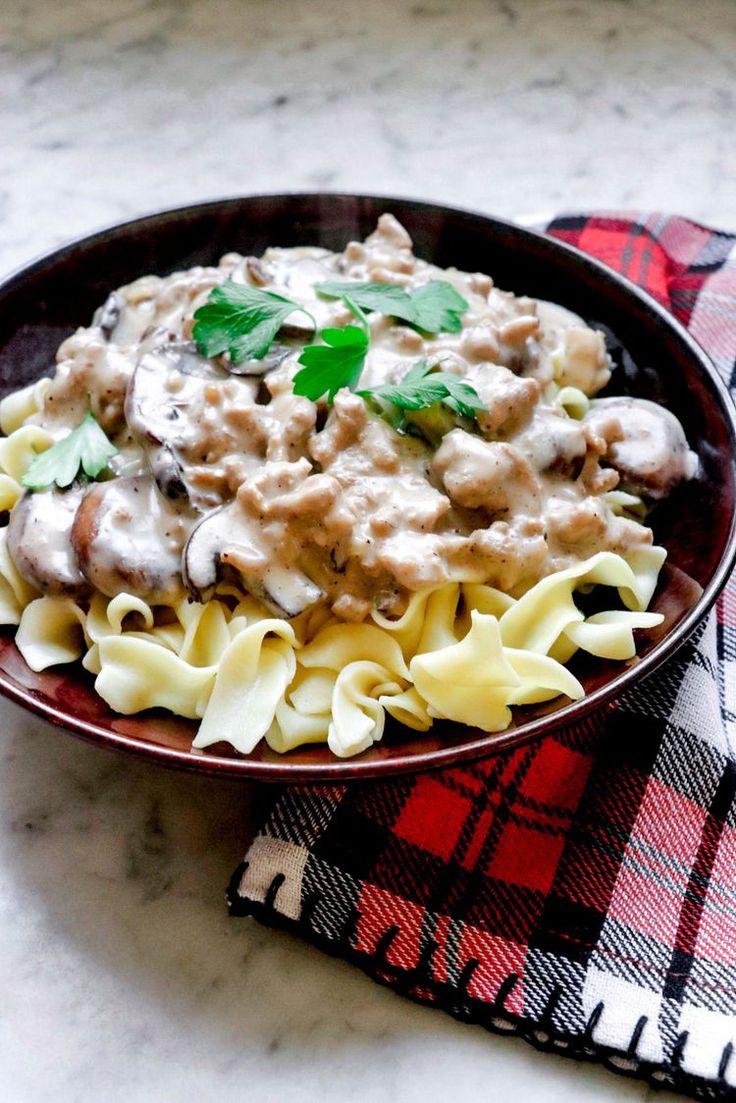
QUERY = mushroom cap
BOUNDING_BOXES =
[586,396,698,499]
[7,487,90,597]
[125,341,232,504]
[183,503,324,617]
[71,475,188,601]
[92,291,123,340]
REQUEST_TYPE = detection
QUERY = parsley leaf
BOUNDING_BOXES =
[22,412,118,491]
[359,360,485,421]
[439,379,487,418]
[316,281,414,318]
[292,325,369,402]
[407,282,469,334]
[193,281,315,365]
[315,279,468,334]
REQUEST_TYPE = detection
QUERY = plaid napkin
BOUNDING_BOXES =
[229,213,736,1100]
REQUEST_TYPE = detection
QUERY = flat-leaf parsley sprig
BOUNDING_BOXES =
[22,412,118,491]
[315,279,469,334]
[292,325,369,403]
[359,360,485,421]
[192,272,478,414]
[193,281,316,365]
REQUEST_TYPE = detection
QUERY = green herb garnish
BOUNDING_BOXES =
[192,281,316,365]
[359,360,485,420]
[22,412,117,491]
[193,273,473,412]
[292,325,370,402]
[315,279,469,334]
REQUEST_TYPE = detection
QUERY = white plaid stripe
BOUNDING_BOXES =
[680,1004,736,1088]
[582,969,665,1063]
[238,836,309,920]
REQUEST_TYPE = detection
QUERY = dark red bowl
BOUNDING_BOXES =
[0,194,734,781]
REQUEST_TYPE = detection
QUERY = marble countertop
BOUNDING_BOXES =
[2,0,734,1099]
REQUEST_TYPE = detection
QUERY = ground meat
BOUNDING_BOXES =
[238,459,340,520]
[36,330,134,437]
[464,518,548,593]
[432,429,541,517]
[545,495,653,565]
[467,363,541,436]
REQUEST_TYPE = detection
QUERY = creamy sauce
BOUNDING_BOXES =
[8,215,698,618]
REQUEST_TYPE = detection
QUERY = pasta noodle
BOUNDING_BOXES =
[192,619,297,753]
[0,424,54,482]
[16,596,86,670]
[95,636,217,718]
[0,529,38,626]
[554,385,590,419]
[0,378,50,436]
[328,660,404,757]
[267,668,333,753]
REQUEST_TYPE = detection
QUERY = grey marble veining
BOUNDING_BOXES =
[1,1,734,1100]
[2,0,736,277]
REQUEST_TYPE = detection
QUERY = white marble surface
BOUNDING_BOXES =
[1,0,735,1099]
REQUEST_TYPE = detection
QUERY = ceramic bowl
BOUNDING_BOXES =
[0,194,734,780]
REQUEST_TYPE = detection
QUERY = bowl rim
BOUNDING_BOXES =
[1,191,735,782]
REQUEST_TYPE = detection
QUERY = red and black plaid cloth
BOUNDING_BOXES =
[229,213,736,1100]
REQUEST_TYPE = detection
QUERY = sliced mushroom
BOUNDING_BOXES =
[245,256,269,286]
[183,504,324,616]
[125,340,230,499]
[225,342,296,377]
[138,325,179,355]
[233,559,323,618]
[585,397,698,499]
[71,475,189,601]
[7,487,90,597]
[92,291,123,340]
[126,340,226,444]
[149,442,188,499]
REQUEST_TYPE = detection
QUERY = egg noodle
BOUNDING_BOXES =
[0,377,664,758]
